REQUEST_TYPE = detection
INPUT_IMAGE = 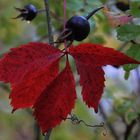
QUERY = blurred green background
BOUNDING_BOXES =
[0,0,140,140]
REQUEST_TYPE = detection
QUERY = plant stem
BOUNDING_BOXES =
[43,0,53,140]
[34,122,40,140]
[44,129,52,140]
[86,6,104,20]
[44,0,53,44]
[99,104,119,140]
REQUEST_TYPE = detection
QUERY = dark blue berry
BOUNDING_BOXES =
[66,16,90,41]
[14,4,37,21]
[116,2,130,11]
[63,6,104,42]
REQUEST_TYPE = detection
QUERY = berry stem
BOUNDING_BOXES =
[63,0,67,50]
[38,9,46,13]
[44,0,54,44]
[86,6,104,20]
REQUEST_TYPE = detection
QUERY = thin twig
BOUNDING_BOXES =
[65,114,107,136]
[34,122,41,140]
[44,0,53,44]
[124,114,140,140]
[99,104,119,140]
[44,129,52,140]
[135,68,140,93]
[124,119,137,140]
[43,0,53,140]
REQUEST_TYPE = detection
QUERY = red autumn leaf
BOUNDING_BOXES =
[69,43,139,111]
[10,58,60,110]
[0,41,139,134]
[33,61,76,134]
[0,42,62,110]
[75,62,105,113]
[0,42,62,86]
[69,43,139,66]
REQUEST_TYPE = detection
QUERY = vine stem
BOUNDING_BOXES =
[63,0,67,50]
[43,0,53,139]
[44,129,52,140]
[43,0,67,139]
[44,0,53,44]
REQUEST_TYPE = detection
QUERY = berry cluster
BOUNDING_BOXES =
[14,4,103,43]
[14,2,130,43]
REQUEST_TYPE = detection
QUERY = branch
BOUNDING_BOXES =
[43,0,53,140]
[44,129,52,140]
[135,68,140,93]
[99,104,119,140]
[34,122,41,140]
[124,119,137,140]
[124,114,140,140]
[44,0,53,44]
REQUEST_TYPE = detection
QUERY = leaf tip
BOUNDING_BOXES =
[11,108,16,114]
[95,108,98,113]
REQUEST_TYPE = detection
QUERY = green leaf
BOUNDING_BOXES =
[126,111,138,123]
[67,1,83,12]
[128,135,136,140]
[124,71,130,80]
[67,0,102,14]
[137,108,140,114]
[130,0,140,18]
[115,100,134,115]
[117,24,140,41]
[100,0,108,4]
[123,44,140,79]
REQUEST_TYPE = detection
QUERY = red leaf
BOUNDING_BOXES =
[69,43,139,111]
[69,43,139,66]
[0,42,62,110]
[0,41,139,132]
[0,42,62,85]
[10,58,60,110]
[33,61,77,134]
[75,61,105,112]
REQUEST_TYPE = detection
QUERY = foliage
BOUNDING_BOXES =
[117,24,140,42]
[130,0,140,18]
[0,0,140,140]
[123,44,140,79]
[0,41,139,133]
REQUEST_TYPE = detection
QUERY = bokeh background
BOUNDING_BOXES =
[0,0,140,140]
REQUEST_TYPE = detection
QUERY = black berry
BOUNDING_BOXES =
[115,2,130,11]
[14,4,37,21]
[65,16,90,41]
[61,6,104,42]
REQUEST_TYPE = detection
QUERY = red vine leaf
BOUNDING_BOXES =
[75,62,105,113]
[0,42,62,110]
[0,42,62,86]
[69,43,139,111]
[69,43,139,66]
[10,58,60,110]
[0,41,139,133]
[33,61,77,134]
